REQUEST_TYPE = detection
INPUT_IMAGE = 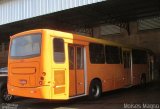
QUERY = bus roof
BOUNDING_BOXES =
[11,29,148,51]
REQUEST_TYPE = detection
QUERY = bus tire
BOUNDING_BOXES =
[88,79,102,100]
[0,86,14,103]
[141,74,146,88]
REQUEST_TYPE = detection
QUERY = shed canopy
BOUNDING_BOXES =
[0,0,160,42]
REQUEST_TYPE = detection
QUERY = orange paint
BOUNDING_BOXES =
[8,29,152,100]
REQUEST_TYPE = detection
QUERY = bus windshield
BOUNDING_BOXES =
[10,33,41,59]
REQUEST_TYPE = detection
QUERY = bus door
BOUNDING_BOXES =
[68,45,85,97]
[51,38,69,99]
[123,49,132,86]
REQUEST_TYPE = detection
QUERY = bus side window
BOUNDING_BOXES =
[105,45,121,64]
[69,46,74,69]
[123,51,130,68]
[53,38,65,63]
[77,47,84,69]
[89,43,105,64]
[132,49,147,64]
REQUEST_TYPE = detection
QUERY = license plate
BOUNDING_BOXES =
[19,80,27,85]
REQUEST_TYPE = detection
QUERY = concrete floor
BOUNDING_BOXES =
[1,81,160,109]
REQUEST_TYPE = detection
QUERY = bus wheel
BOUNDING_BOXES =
[1,87,14,103]
[89,79,102,100]
[141,75,146,88]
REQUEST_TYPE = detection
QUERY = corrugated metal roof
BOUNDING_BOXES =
[101,25,121,35]
[0,0,105,25]
[138,17,160,30]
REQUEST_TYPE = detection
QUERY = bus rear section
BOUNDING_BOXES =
[8,30,52,99]
[8,29,71,100]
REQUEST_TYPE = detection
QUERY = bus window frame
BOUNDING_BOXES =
[53,37,66,64]
[105,45,122,64]
[10,33,42,59]
[89,43,105,64]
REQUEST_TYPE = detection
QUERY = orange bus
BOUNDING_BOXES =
[7,29,154,100]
